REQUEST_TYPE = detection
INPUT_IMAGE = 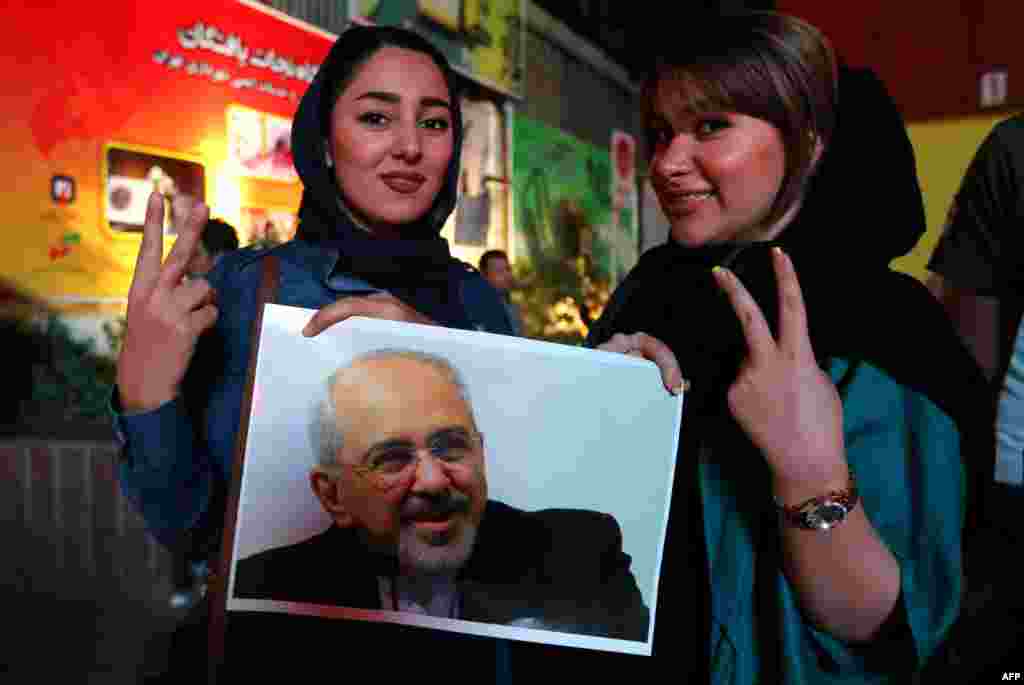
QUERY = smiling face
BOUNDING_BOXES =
[328,46,454,237]
[317,356,487,575]
[642,14,839,248]
[648,80,788,247]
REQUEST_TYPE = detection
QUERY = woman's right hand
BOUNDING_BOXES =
[116,193,218,413]
[598,332,687,396]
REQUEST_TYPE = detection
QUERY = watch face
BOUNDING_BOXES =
[804,502,848,530]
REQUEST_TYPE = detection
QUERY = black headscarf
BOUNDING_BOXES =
[290,25,471,329]
[588,64,993,680]
[592,63,991,482]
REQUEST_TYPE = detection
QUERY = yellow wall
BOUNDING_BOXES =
[893,111,1022,280]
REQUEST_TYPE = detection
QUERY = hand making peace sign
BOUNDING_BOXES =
[712,247,849,501]
[116,193,218,414]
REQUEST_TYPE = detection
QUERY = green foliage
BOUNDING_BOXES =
[507,115,629,345]
[512,256,610,346]
[24,315,117,424]
[512,260,586,346]
[510,121,613,345]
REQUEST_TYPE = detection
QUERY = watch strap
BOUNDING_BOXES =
[775,467,858,530]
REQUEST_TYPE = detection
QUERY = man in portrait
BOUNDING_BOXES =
[232,349,649,641]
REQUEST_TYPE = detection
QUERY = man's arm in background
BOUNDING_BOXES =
[928,273,1001,382]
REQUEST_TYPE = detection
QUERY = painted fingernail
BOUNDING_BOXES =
[670,379,690,396]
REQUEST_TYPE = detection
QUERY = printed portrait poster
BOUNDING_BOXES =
[214,307,683,659]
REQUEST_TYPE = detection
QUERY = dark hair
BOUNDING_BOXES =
[305,24,464,235]
[479,249,509,274]
[201,218,239,256]
[641,12,838,227]
[318,25,461,144]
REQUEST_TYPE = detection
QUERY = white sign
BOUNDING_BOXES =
[225,306,684,655]
[980,69,1009,108]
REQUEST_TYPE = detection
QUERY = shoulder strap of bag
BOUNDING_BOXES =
[208,253,279,683]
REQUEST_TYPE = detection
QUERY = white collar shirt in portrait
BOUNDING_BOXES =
[378,574,462,618]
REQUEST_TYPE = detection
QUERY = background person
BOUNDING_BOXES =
[478,249,523,335]
[927,114,1024,386]
[184,217,239,278]
[922,115,1024,675]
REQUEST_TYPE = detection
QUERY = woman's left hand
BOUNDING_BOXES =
[598,332,687,395]
[712,247,848,501]
[302,292,436,337]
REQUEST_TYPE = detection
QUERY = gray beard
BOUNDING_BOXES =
[398,521,479,575]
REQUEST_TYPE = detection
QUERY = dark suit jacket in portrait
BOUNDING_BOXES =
[232,500,650,642]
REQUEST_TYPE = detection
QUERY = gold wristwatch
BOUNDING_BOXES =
[775,468,858,531]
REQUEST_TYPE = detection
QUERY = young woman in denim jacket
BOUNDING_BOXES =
[111,25,529,681]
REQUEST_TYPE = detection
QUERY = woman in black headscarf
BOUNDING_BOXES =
[112,25,518,682]
[586,11,989,683]
[115,22,517,557]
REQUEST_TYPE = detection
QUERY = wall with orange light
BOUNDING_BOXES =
[776,0,1024,121]
[2,0,334,313]
[772,4,1024,282]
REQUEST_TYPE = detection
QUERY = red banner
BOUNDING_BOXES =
[2,0,335,306]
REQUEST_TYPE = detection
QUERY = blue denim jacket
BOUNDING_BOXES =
[112,240,514,545]
[996,316,1024,486]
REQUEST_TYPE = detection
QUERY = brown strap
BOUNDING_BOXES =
[208,254,279,683]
